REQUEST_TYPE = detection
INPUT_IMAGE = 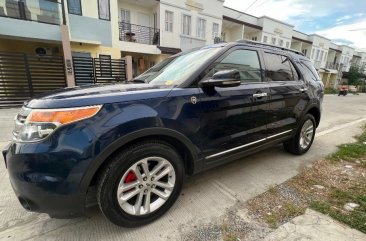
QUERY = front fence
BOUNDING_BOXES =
[72,57,127,86]
[0,51,66,108]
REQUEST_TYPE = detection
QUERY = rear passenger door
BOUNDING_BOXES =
[262,52,309,136]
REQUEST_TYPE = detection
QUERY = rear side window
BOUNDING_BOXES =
[300,60,320,81]
[263,52,299,81]
[206,49,262,83]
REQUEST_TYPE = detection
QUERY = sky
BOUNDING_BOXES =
[224,0,366,50]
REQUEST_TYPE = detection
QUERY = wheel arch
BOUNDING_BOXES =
[307,106,321,127]
[81,128,199,192]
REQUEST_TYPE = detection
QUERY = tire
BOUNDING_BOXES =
[97,140,184,227]
[283,114,316,155]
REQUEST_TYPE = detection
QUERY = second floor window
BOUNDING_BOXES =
[182,15,191,35]
[197,18,206,39]
[165,11,173,32]
[98,0,110,20]
[271,37,276,45]
[212,23,219,38]
[263,36,268,43]
[120,9,130,23]
[278,39,284,47]
[67,0,82,15]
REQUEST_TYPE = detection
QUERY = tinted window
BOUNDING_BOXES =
[207,50,262,83]
[300,60,320,81]
[289,60,300,80]
[263,53,298,81]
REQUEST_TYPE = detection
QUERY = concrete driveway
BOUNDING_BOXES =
[0,94,365,241]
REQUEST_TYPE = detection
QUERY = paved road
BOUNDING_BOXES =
[0,94,365,241]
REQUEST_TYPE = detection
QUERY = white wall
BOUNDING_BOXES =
[159,0,224,49]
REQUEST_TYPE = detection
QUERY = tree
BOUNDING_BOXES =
[346,65,364,87]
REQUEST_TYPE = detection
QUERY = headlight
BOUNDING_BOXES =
[13,105,102,142]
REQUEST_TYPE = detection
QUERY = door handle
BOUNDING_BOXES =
[299,88,308,93]
[253,93,268,98]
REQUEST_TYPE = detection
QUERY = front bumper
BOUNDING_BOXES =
[3,140,89,218]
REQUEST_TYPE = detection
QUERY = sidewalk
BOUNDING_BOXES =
[264,209,365,241]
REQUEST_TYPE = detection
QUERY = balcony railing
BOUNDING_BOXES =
[0,0,63,25]
[119,22,160,45]
[326,62,343,70]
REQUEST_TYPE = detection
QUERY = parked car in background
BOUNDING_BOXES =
[3,41,324,227]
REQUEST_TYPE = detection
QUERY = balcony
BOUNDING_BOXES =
[119,22,160,45]
[0,0,63,25]
[326,62,343,70]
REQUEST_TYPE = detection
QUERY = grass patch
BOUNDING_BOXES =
[247,124,366,233]
[328,125,366,165]
[310,186,366,233]
[265,202,306,229]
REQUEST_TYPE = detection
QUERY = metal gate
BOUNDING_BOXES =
[73,57,127,86]
[0,52,66,108]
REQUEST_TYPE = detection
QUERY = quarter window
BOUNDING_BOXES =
[263,52,298,81]
[206,50,262,83]
[301,60,320,81]
[165,11,173,32]
[67,0,82,15]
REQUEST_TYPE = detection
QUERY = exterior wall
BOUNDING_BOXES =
[258,17,293,48]
[0,17,61,42]
[339,46,354,72]
[68,15,113,46]
[309,35,330,69]
[159,0,224,50]
[70,43,121,58]
[0,39,62,55]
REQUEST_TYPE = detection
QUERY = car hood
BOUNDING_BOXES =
[25,83,173,109]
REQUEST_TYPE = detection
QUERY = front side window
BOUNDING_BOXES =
[205,49,262,83]
[212,23,219,38]
[263,52,298,81]
[182,14,191,35]
[165,11,173,32]
[197,18,206,38]
[67,0,82,15]
[98,0,110,20]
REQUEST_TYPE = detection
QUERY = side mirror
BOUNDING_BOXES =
[199,69,241,88]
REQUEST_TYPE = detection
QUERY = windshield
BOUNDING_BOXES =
[133,47,222,86]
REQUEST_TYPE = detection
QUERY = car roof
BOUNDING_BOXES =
[202,40,309,62]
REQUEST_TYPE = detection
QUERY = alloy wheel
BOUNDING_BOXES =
[116,157,176,216]
[299,119,314,149]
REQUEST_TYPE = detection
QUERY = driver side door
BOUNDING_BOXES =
[196,47,271,166]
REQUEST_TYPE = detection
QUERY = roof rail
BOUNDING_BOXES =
[235,39,304,56]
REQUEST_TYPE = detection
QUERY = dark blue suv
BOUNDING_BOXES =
[3,41,324,227]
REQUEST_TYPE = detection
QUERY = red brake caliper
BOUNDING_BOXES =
[124,171,137,183]
[123,171,137,193]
